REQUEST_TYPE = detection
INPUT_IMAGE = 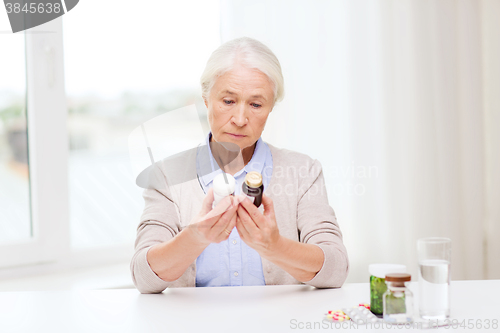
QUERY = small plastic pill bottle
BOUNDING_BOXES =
[212,172,235,208]
[369,264,406,315]
[383,273,414,323]
[242,171,264,207]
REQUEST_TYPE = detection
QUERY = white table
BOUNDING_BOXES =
[0,280,498,332]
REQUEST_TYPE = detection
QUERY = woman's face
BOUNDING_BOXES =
[205,65,275,151]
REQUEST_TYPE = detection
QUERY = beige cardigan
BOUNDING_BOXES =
[130,142,349,293]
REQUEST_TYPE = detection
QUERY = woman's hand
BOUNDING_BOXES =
[187,187,242,246]
[235,193,282,256]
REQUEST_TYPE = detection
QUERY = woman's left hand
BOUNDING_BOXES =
[235,193,282,256]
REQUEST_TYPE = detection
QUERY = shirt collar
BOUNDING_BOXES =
[197,131,266,187]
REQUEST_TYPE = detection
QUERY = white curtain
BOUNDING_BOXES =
[220,0,500,282]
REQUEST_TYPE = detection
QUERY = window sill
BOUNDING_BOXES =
[0,244,135,292]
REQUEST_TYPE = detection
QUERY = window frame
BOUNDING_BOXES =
[0,18,70,268]
[0,18,133,273]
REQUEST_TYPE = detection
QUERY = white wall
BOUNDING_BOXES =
[220,0,500,283]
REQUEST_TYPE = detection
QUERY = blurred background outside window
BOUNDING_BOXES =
[62,0,219,249]
[0,34,30,244]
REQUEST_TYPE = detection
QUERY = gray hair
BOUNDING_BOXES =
[200,37,284,104]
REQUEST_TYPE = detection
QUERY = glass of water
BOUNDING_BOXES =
[417,237,451,320]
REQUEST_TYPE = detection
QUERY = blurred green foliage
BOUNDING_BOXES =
[0,102,24,124]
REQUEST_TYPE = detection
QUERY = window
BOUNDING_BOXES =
[0,17,68,268]
[0,30,30,244]
[63,0,220,249]
[0,0,220,270]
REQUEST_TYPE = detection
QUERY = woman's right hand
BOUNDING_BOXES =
[187,187,241,245]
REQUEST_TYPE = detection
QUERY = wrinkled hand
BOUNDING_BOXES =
[235,193,281,256]
[188,188,244,246]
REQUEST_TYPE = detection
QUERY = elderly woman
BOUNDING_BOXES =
[131,37,349,293]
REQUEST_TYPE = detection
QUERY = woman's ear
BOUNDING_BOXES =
[203,97,208,109]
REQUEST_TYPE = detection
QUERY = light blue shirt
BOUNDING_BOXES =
[195,131,273,287]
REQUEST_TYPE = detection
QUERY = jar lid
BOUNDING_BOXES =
[385,273,411,282]
[245,171,263,188]
[368,264,406,278]
[213,172,236,196]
